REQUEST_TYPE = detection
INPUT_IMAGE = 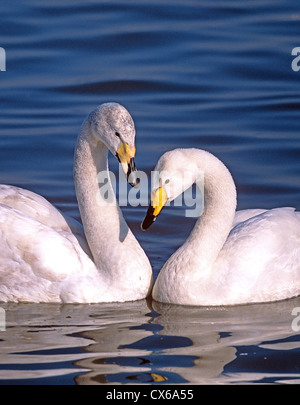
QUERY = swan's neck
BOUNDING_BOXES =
[74,119,129,272]
[171,152,237,275]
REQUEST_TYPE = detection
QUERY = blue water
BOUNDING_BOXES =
[0,0,300,385]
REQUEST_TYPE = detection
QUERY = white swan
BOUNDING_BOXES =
[141,148,300,306]
[0,103,153,303]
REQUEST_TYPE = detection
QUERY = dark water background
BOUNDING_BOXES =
[0,0,300,385]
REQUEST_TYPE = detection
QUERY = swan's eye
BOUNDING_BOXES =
[115,132,121,138]
[165,179,170,185]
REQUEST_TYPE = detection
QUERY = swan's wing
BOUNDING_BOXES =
[0,184,69,229]
[217,207,300,303]
[0,184,91,257]
[233,209,267,228]
[0,203,97,302]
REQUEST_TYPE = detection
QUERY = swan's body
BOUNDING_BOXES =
[0,103,152,303]
[142,148,300,306]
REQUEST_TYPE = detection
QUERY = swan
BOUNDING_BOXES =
[141,148,300,306]
[0,103,153,303]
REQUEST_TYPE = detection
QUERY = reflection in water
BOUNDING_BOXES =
[75,297,300,384]
[74,301,195,384]
[151,299,300,384]
[1,0,300,386]
[0,297,300,384]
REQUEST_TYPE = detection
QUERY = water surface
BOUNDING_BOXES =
[0,0,300,384]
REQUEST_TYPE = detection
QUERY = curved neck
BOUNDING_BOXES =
[171,151,237,274]
[73,119,129,272]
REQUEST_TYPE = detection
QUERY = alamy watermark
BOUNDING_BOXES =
[291,47,300,72]
[0,47,6,71]
[291,307,300,332]
[0,307,5,331]
[97,167,204,217]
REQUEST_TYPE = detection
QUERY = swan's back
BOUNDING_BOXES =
[0,185,91,255]
[214,207,300,304]
[0,202,101,302]
[0,185,69,228]
[0,185,102,302]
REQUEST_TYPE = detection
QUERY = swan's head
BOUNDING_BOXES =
[141,149,197,230]
[90,103,139,187]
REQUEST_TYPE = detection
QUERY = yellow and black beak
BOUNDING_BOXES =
[141,185,168,231]
[115,140,140,188]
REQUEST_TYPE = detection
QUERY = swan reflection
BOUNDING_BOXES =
[0,298,299,384]
[74,297,300,384]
